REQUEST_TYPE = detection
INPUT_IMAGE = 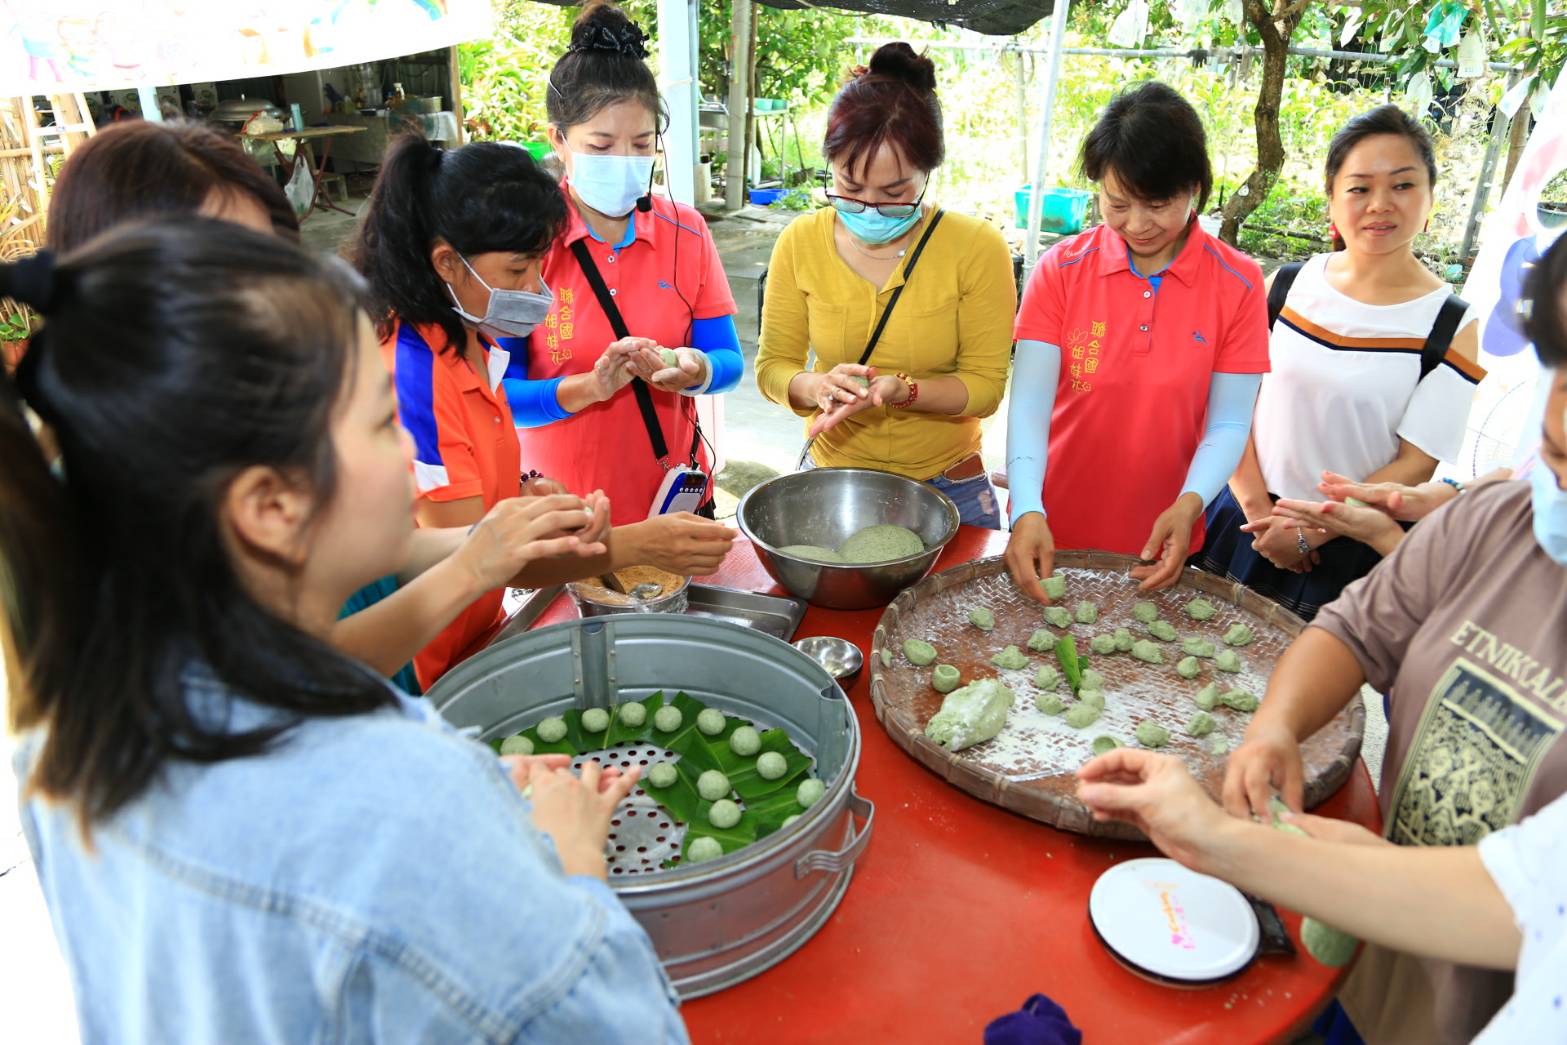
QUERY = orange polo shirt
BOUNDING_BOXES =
[520,187,736,524]
[383,319,521,689]
[1013,222,1270,556]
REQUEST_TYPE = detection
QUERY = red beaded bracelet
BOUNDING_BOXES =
[891,372,919,408]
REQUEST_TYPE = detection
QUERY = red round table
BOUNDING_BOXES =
[528,527,1383,1043]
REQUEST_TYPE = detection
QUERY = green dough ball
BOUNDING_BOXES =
[1034,664,1061,690]
[1080,668,1106,691]
[1044,606,1074,629]
[903,638,938,665]
[1345,496,1371,509]
[969,606,996,631]
[1176,656,1203,680]
[1224,622,1255,647]
[1193,683,1221,711]
[696,708,727,736]
[619,702,647,727]
[1215,649,1244,673]
[1026,628,1055,652]
[1091,734,1121,756]
[781,813,802,828]
[1035,692,1065,715]
[1181,636,1217,658]
[1147,619,1178,642]
[1074,600,1099,624]
[1221,688,1259,712]
[1131,639,1164,665]
[838,524,925,563]
[729,726,762,756]
[688,836,724,864]
[1064,703,1101,729]
[757,751,788,780]
[708,798,742,829]
[1185,710,1217,737]
[537,716,567,743]
[647,761,678,788]
[797,777,826,807]
[1132,601,1159,624]
[582,708,610,733]
[697,769,731,801]
[1301,917,1360,967]
[1209,734,1231,755]
[991,645,1030,670]
[1043,574,1068,600]
[931,664,962,693]
[779,544,846,563]
[879,648,893,668]
[1113,627,1135,652]
[1186,597,1219,621]
[659,347,680,367]
[1089,634,1117,655]
[1135,720,1171,748]
[1077,689,1106,710]
[499,733,534,756]
[654,705,683,733]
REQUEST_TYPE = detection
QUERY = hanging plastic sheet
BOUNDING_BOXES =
[1107,0,1150,49]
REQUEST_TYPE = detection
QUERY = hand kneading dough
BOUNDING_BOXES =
[729,726,762,756]
[779,544,846,563]
[1131,640,1164,665]
[838,524,924,563]
[647,762,678,788]
[1215,649,1243,673]
[969,606,996,631]
[707,798,742,829]
[500,734,534,755]
[991,645,1030,670]
[931,664,962,693]
[1268,797,1359,966]
[903,638,938,665]
[1043,606,1074,629]
[688,836,724,863]
[1035,692,1066,715]
[924,678,1015,751]
[582,707,610,733]
[619,703,647,727]
[537,716,567,743]
[757,751,788,780]
[1043,574,1068,600]
[659,347,681,367]
[1064,703,1101,729]
[654,705,683,732]
[1134,720,1171,748]
[1176,656,1203,679]
[697,770,731,800]
[1074,600,1099,624]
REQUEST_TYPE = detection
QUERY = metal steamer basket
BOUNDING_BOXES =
[425,615,874,998]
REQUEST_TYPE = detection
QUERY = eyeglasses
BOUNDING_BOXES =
[824,190,926,219]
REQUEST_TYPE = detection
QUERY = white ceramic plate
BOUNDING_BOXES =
[1088,857,1260,983]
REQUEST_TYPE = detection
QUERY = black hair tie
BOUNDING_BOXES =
[7,250,58,314]
[568,21,649,59]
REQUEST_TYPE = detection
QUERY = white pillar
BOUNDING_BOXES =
[137,85,163,122]
[658,0,699,204]
[1023,0,1072,278]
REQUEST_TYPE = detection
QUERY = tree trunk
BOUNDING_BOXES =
[1219,0,1303,246]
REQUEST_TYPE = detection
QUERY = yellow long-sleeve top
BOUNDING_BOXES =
[755,205,1016,480]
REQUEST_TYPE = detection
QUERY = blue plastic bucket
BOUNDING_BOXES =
[1014,186,1092,234]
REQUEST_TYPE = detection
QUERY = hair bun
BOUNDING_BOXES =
[867,42,937,93]
[3,250,60,315]
[570,1,648,58]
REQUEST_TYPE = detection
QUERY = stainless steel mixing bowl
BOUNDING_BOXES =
[735,467,961,609]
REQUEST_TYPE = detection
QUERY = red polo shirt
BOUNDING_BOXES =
[522,187,736,524]
[383,319,520,688]
[1013,222,1270,556]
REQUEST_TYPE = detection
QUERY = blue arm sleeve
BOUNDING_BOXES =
[495,336,573,429]
[1180,372,1262,506]
[1004,340,1061,525]
[685,315,744,396]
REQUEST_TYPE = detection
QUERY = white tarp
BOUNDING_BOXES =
[2,0,492,97]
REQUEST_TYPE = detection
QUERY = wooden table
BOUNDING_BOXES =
[527,528,1383,1043]
[246,126,366,221]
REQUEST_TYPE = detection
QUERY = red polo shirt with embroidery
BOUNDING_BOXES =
[1013,222,1270,556]
[521,188,736,524]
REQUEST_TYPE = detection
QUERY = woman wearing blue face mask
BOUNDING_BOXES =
[1217,233,1567,1045]
[755,43,1015,528]
[502,0,745,527]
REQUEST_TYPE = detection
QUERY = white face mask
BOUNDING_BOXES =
[569,151,655,218]
[445,254,553,341]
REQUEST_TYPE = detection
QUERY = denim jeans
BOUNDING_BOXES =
[799,453,1001,529]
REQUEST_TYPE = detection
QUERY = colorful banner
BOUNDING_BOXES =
[2,0,492,97]
[1456,72,1567,477]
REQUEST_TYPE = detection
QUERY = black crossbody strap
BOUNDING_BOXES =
[569,238,675,466]
[856,209,946,367]
[1420,294,1469,382]
[1266,261,1303,331]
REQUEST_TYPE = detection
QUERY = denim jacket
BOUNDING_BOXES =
[15,668,688,1044]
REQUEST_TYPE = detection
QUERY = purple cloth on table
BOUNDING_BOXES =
[984,994,1082,1045]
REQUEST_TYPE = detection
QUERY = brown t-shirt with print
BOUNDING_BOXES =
[1312,481,1567,1045]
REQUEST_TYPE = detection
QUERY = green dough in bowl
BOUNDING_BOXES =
[835,524,926,564]
[777,544,846,563]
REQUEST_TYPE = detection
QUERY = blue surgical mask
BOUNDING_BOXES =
[1531,459,1567,565]
[834,203,923,245]
[570,152,654,218]
[446,255,553,341]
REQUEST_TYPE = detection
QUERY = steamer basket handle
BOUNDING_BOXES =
[794,789,874,879]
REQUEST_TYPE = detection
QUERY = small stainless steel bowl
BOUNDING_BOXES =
[735,467,961,609]
[793,636,864,682]
[569,575,691,617]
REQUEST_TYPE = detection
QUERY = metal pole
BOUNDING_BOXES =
[1461,70,1519,261]
[1023,0,1072,277]
[657,0,698,203]
[724,0,753,211]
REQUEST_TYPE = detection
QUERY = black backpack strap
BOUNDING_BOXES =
[1266,261,1303,331]
[856,209,945,367]
[1420,294,1469,382]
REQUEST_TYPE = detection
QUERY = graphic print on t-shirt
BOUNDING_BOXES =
[1388,657,1564,847]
